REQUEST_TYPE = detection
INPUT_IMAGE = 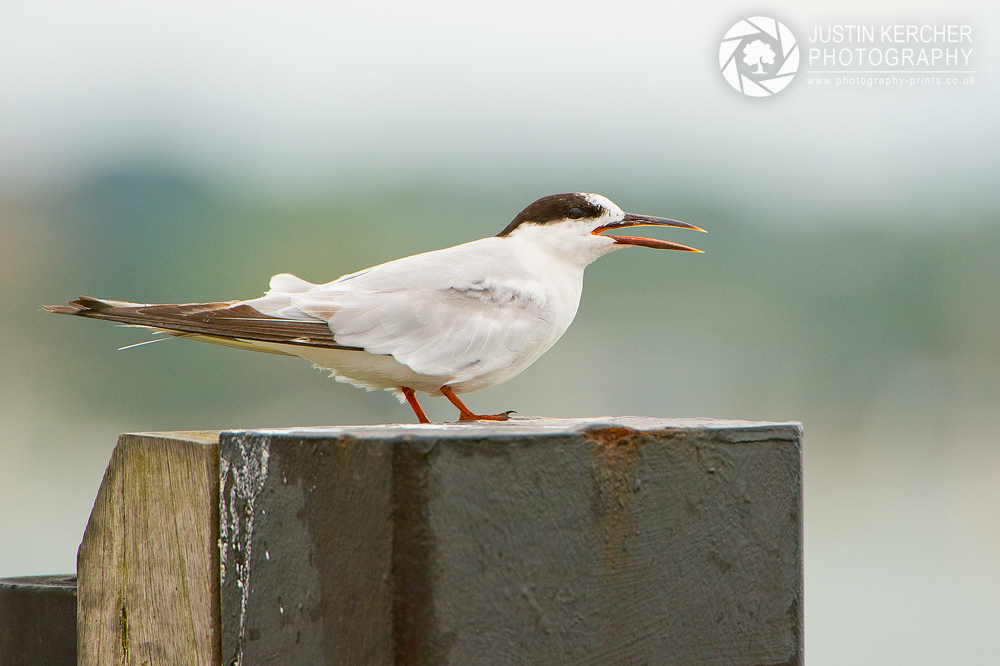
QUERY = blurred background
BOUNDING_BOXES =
[1,0,997,663]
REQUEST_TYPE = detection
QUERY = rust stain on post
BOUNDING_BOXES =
[585,427,650,651]
[330,434,356,482]
[585,428,644,563]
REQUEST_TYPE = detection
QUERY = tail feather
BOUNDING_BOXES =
[44,297,363,351]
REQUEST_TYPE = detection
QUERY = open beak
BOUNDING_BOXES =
[594,213,706,253]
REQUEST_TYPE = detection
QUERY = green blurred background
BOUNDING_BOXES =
[1,1,998,664]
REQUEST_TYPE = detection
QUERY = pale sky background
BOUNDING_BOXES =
[0,1,997,215]
[1,2,998,665]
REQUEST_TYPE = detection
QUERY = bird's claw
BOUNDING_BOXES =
[458,410,515,422]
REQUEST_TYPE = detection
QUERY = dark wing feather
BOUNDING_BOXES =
[44,297,362,351]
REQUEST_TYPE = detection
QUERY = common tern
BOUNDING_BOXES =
[46,193,704,423]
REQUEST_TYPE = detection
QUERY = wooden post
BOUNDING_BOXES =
[220,417,803,665]
[76,431,221,666]
[0,575,77,666]
[73,418,802,665]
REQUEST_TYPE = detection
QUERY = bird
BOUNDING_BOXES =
[45,192,704,424]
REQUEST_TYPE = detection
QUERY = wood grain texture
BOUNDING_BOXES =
[77,431,221,666]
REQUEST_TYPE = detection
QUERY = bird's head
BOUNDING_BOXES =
[497,193,704,267]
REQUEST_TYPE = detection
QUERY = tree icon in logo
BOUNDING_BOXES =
[743,39,775,75]
[719,16,798,96]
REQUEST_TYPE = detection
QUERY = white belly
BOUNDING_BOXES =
[255,342,452,393]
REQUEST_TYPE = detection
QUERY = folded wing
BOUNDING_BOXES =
[47,239,560,385]
[43,296,361,351]
[246,240,556,383]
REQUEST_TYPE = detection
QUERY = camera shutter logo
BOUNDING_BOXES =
[720,17,799,96]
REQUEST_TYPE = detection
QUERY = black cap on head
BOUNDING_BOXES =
[497,193,605,237]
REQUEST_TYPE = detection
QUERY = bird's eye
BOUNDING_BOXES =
[568,207,584,219]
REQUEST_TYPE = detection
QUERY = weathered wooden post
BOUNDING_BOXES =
[0,575,77,666]
[76,431,221,665]
[72,418,802,665]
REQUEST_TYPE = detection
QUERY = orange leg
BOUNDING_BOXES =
[440,386,515,422]
[401,387,430,424]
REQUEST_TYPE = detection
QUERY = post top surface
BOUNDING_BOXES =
[127,430,222,443]
[0,574,77,591]
[223,416,802,442]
